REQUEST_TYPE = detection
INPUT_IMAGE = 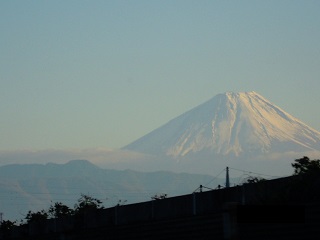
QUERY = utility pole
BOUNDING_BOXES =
[226,166,230,188]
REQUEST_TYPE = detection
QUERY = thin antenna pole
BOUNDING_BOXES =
[226,166,230,188]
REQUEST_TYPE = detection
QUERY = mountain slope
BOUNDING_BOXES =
[124,92,320,158]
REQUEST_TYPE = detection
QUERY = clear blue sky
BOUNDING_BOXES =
[1,0,320,151]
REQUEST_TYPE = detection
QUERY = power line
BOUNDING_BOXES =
[228,167,281,178]
[204,168,226,186]
[193,168,226,193]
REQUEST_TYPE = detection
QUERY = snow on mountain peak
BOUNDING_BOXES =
[124,91,320,158]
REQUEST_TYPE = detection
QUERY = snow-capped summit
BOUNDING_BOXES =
[124,91,320,159]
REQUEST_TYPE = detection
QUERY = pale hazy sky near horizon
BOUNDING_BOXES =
[1,0,320,151]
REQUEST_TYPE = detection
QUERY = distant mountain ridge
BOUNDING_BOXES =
[124,92,320,158]
[0,160,100,178]
[0,160,217,221]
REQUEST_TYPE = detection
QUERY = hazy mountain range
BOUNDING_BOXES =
[0,160,220,221]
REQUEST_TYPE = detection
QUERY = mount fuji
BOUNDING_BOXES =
[123,92,320,175]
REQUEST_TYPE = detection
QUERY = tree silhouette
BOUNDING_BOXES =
[74,194,103,215]
[245,176,266,184]
[25,210,48,223]
[48,202,74,218]
[289,156,320,202]
[292,156,320,175]
[0,220,16,238]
